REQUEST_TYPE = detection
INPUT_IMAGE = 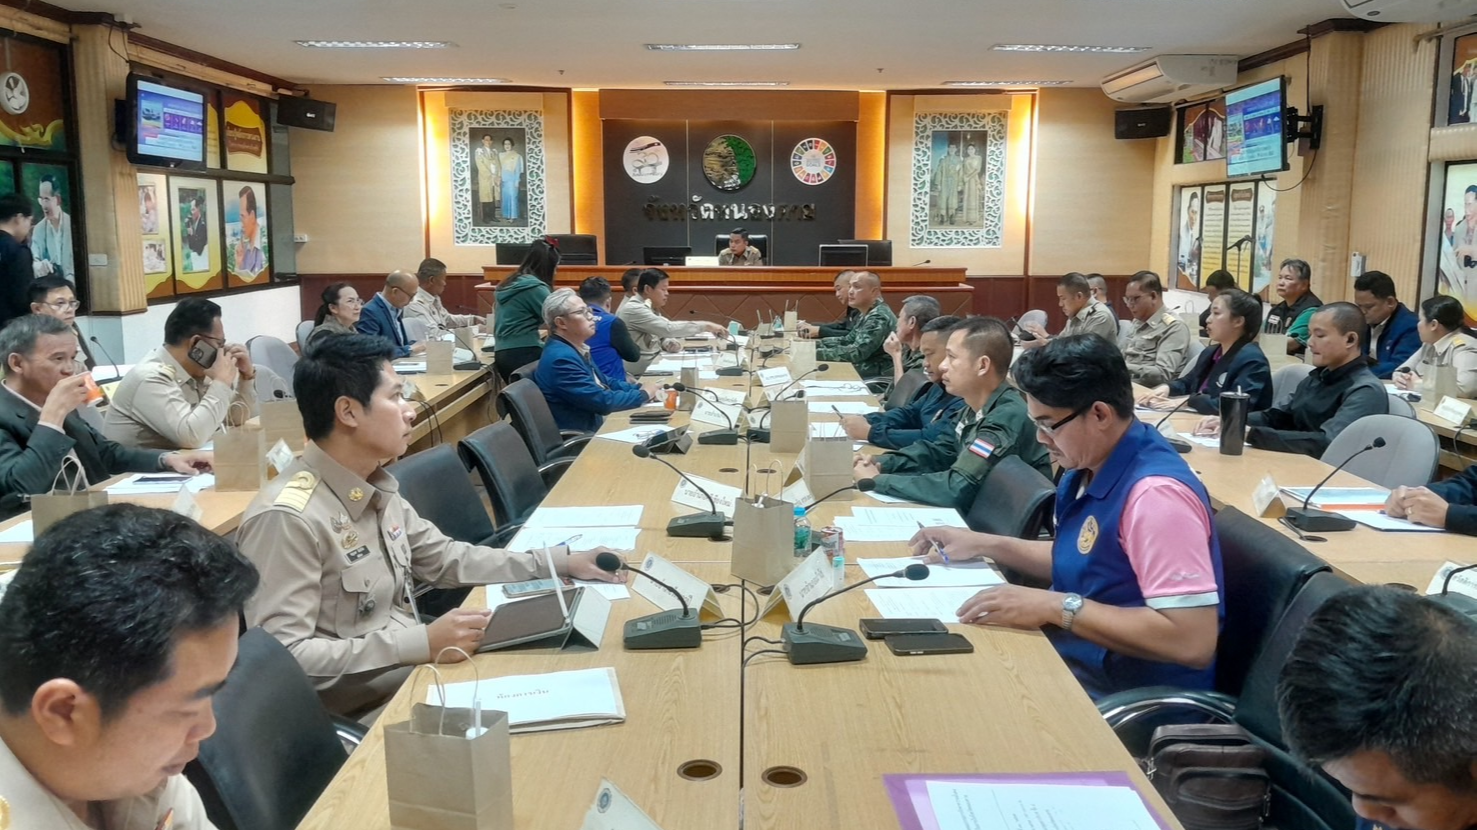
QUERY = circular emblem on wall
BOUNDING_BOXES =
[623,135,669,184]
[702,134,756,192]
[0,73,29,116]
[791,137,836,186]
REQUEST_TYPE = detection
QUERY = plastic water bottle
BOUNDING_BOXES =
[793,506,811,558]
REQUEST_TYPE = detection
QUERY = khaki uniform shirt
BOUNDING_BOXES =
[1122,309,1193,387]
[718,246,763,266]
[237,443,566,716]
[404,287,481,334]
[617,296,707,375]
[103,347,256,450]
[1397,330,1477,398]
[0,735,216,829]
[303,317,357,353]
[1061,299,1119,344]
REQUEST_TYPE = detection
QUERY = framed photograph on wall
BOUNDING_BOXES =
[1431,160,1477,324]
[1441,28,1477,127]
[223,180,270,286]
[168,175,223,293]
[1177,99,1227,164]
[20,162,77,283]
[909,111,1007,249]
[450,109,545,245]
[137,172,174,298]
[1174,186,1203,289]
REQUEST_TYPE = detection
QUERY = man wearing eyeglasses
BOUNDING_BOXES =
[104,298,258,451]
[1120,270,1192,388]
[910,335,1223,700]
[357,270,427,359]
[27,275,94,375]
[533,289,663,433]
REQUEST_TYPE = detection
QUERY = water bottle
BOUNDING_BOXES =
[793,506,811,558]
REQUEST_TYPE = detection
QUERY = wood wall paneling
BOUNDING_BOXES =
[855,91,887,241]
[1295,31,1366,304]
[571,90,605,261]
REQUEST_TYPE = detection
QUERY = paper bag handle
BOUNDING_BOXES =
[430,647,483,737]
[49,456,86,495]
[227,399,253,428]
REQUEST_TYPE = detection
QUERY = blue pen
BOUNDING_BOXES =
[917,521,949,564]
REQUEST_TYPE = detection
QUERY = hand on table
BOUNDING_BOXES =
[907,526,990,563]
[1393,369,1416,391]
[1387,486,1449,528]
[567,549,627,583]
[956,585,1059,628]
[1134,384,1169,406]
[1193,416,1222,437]
[852,455,881,482]
[840,414,871,441]
[427,608,494,662]
[164,450,213,474]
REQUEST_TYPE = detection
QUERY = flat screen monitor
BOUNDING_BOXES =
[819,244,869,267]
[643,246,691,267]
[1225,77,1288,179]
[840,239,892,267]
[127,75,206,169]
[495,242,532,266]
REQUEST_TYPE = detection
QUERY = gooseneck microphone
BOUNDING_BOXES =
[804,484,859,514]
[781,563,931,664]
[671,382,739,445]
[596,552,700,649]
[632,444,727,539]
[1285,437,1387,533]
[89,335,121,382]
[1152,397,1196,453]
[768,363,831,403]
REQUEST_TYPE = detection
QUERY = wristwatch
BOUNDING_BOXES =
[1061,593,1084,631]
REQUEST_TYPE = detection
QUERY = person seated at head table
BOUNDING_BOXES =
[616,268,728,376]
[578,276,642,384]
[1120,270,1193,388]
[532,288,662,433]
[839,315,965,449]
[1198,269,1237,337]
[1138,288,1272,416]
[854,317,1050,511]
[1265,257,1322,356]
[356,269,426,360]
[1195,302,1386,458]
[306,281,364,353]
[1278,585,1477,830]
[815,271,897,379]
[492,238,558,382]
[235,334,622,719]
[1393,294,1477,398]
[718,226,763,266]
[1353,270,1421,379]
[1088,274,1117,325]
[0,504,259,830]
[0,315,211,519]
[1019,272,1118,348]
[910,334,1223,701]
[796,271,859,339]
[405,257,485,335]
[27,275,93,375]
[104,297,257,451]
[882,294,939,387]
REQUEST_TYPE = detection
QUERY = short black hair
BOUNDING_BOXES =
[1313,301,1367,350]
[416,257,448,282]
[27,274,74,306]
[1205,270,1236,291]
[0,504,258,720]
[1058,272,1090,297]
[237,184,256,216]
[1127,270,1163,295]
[637,268,670,294]
[922,314,961,335]
[1279,258,1311,283]
[1217,288,1263,341]
[579,276,612,303]
[163,298,222,347]
[1278,585,1477,790]
[1353,270,1397,300]
[730,227,749,240]
[1012,333,1133,419]
[0,192,31,223]
[1422,294,1466,330]
[295,333,396,441]
[620,268,642,296]
[949,316,1013,377]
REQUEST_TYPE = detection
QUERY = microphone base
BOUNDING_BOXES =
[781,622,868,665]
[1166,436,1192,454]
[698,429,740,445]
[715,366,746,377]
[1284,506,1356,533]
[623,610,702,650]
[745,428,771,443]
[1431,590,1477,622]
[667,512,728,539]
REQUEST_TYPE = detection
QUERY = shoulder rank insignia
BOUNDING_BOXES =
[273,471,318,512]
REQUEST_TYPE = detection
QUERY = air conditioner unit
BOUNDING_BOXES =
[1340,0,1477,21]
[1101,55,1240,104]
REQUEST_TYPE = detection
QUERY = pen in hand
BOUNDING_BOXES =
[917,521,949,564]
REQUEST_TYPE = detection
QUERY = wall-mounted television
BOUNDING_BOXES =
[125,75,207,170]
[1225,77,1288,179]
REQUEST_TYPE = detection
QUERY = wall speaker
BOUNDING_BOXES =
[276,97,337,132]
[1115,107,1171,140]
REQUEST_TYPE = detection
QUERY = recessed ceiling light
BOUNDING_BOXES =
[991,44,1148,54]
[663,81,791,87]
[383,77,509,84]
[296,40,456,49]
[942,80,1073,87]
[646,43,800,52]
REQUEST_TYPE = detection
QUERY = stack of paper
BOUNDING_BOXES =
[522,505,644,529]
[104,473,216,496]
[1277,486,1389,510]
[887,772,1169,830]
[863,587,983,623]
[858,556,1003,588]
[506,525,642,553]
[832,507,966,542]
[800,379,872,397]
[810,401,877,416]
[428,667,626,733]
[597,425,675,445]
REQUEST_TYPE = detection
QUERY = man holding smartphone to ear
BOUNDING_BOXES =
[104,298,258,450]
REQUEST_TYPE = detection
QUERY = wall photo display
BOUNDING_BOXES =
[224,180,269,286]
[138,172,175,298]
[169,175,223,293]
[1434,160,1477,323]
[21,162,76,282]
[910,112,1007,249]
[1174,181,1277,294]
[1177,99,1226,164]
[451,109,544,245]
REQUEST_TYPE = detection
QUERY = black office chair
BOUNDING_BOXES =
[881,369,928,411]
[547,233,598,265]
[459,422,574,537]
[498,379,594,465]
[385,444,499,615]
[713,233,768,261]
[508,360,540,384]
[962,456,1055,588]
[185,628,367,830]
[839,238,893,267]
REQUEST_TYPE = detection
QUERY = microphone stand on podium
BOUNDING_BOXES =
[781,564,930,664]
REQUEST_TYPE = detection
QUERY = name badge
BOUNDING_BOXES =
[345,545,372,563]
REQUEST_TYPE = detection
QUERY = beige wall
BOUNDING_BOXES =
[292,85,424,274]
[1031,88,1157,276]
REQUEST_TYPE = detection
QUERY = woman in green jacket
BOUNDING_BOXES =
[493,238,560,382]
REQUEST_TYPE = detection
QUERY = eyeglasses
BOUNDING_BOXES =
[1034,404,1090,437]
[197,334,226,348]
[43,300,80,311]
[565,308,596,320]
[1122,294,1147,305]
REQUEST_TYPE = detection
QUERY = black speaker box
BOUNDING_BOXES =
[277,97,337,132]
[1115,107,1172,140]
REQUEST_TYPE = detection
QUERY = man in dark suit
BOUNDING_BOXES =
[0,192,36,331]
[356,270,425,359]
[0,314,211,518]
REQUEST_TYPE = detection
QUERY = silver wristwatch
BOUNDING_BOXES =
[1061,593,1084,631]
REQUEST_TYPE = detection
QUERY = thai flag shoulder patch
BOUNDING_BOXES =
[969,438,995,459]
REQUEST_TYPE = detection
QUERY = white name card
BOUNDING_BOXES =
[760,548,835,622]
[634,552,722,616]
[691,397,742,429]
[171,482,202,522]
[756,367,793,388]
[579,779,667,830]
[266,438,294,477]
[671,474,743,518]
[1426,560,1477,600]
[1252,473,1285,518]
[1435,396,1473,425]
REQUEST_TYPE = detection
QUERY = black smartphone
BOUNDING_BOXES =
[886,632,974,656]
[187,339,219,370]
[859,618,947,640]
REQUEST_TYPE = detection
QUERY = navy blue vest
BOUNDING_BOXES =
[587,306,625,382]
[1048,420,1225,698]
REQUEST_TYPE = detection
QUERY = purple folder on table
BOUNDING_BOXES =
[884,771,1174,830]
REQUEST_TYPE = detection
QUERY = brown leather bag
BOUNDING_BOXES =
[1146,724,1271,830]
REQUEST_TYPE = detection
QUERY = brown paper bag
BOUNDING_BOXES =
[803,437,854,502]
[678,367,698,411]
[769,399,808,453]
[213,422,267,492]
[426,340,455,375]
[731,495,800,585]
[31,458,107,535]
[260,399,305,452]
[1422,362,1460,408]
[789,339,816,375]
[450,325,479,354]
